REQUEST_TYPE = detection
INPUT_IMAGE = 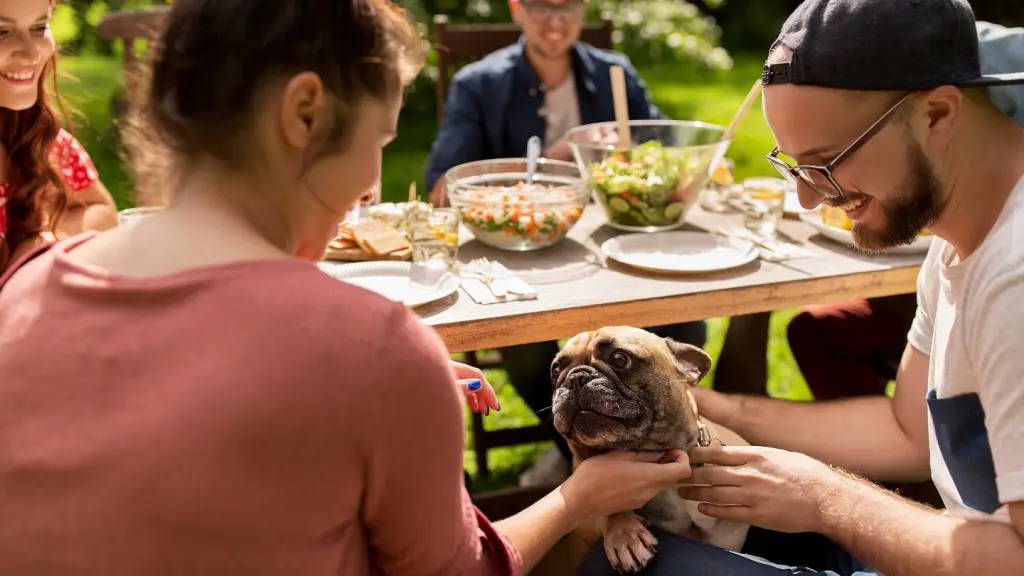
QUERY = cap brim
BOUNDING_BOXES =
[957,72,1024,87]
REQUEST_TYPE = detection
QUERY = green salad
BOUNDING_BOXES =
[589,141,705,229]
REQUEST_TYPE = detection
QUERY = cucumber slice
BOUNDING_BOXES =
[630,198,650,210]
[664,202,686,221]
[608,196,630,213]
[641,206,664,224]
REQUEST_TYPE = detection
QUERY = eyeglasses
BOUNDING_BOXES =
[521,0,586,21]
[766,91,916,199]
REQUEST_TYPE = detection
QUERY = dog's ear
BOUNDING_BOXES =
[665,338,712,386]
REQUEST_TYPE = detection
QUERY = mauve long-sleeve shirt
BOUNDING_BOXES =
[0,236,522,576]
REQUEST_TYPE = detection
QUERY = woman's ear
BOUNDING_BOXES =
[278,72,327,150]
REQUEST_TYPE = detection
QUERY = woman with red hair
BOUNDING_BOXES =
[0,0,116,272]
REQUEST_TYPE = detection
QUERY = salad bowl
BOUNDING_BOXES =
[566,120,726,232]
[445,158,589,251]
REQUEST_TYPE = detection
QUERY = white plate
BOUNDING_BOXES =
[601,231,758,273]
[317,261,460,307]
[798,210,934,254]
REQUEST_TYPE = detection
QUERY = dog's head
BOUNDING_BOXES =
[551,326,712,458]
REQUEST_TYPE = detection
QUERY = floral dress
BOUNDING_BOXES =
[0,129,99,240]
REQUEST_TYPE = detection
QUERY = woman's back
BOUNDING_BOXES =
[0,237,478,575]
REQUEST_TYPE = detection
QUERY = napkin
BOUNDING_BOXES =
[458,260,538,305]
[717,226,814,262]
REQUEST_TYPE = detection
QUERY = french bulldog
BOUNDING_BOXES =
[551,326,750,573]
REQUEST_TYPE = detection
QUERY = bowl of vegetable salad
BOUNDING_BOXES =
[565,120,726,232]
[445,158,589,251]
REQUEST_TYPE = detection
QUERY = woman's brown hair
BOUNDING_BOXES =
[0,0,68,270]
[125,0,424,200]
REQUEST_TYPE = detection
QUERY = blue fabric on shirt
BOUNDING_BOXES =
[978,21,1024,126]
[424,38,664,190]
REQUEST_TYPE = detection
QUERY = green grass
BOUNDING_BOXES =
[59,52,811,490]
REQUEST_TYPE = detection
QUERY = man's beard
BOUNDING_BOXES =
[851,141,944,252]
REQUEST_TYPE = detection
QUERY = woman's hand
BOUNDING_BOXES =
[450,361,500,415]
[563,450,692,521]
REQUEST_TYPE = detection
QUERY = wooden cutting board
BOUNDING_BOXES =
[323,246,412,262]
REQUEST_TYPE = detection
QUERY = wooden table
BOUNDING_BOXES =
[419,204,926,353]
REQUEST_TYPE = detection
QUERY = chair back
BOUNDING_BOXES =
[432,14,614,122]
[96,7,170,98]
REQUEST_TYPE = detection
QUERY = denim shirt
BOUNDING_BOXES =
[424,39,665,190]
[978,21,1024,126]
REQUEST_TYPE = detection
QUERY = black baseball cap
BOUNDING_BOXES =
[762,0,1024,91]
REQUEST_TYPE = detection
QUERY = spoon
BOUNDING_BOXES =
[526,136,542,185]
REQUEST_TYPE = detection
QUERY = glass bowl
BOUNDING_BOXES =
[445,158,589,251]
[565,120,727,232]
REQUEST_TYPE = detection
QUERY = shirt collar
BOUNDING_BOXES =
[513,36,598,95]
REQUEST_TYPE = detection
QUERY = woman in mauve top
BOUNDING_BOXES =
[0,0,117,272]
[0,0,693,574]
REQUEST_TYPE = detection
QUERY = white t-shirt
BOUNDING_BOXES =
[907,175,1024,523]
[542,72,581,148]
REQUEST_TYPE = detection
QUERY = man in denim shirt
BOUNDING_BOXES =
[425,0,706,479]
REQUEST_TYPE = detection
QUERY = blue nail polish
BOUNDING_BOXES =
[656,449,667,453]
[496,401,502,412]
[467,379,482,391]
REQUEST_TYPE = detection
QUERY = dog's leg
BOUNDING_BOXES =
[599,512,659,573]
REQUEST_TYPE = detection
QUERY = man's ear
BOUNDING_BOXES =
[666,338,712,386]
[509,0,524,23]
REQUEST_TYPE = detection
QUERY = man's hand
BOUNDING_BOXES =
[543,138,575,162]
[689,386,740,429]
[678,445,849,534]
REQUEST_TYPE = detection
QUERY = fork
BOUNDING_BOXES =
[461,259,508,298]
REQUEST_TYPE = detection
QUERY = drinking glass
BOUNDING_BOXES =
[701,158,736,212]
[409,207,459,287]
[117,206,162,227]
[741,177,787,236]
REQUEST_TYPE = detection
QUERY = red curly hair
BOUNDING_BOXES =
[0,0,68,270]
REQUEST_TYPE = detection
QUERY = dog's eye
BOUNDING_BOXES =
[551,363,563,377]
[609,351,632,370]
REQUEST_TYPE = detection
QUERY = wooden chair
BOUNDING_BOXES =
[433,14,613,481]
[96,6,170,116]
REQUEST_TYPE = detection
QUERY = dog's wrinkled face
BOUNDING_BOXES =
[551,326,712,458]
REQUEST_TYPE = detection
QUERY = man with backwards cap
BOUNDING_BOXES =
[577,1,1024,574]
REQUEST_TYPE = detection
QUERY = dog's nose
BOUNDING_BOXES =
[563,365,602,390]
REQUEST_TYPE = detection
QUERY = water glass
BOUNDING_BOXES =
[117,206,162,227]
[741,177,787,237]
[409,207,459,286]
[701,158,736,212]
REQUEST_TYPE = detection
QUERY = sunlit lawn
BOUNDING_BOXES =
[61,53,811,490]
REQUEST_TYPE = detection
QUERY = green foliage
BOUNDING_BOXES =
[593,0,732,71]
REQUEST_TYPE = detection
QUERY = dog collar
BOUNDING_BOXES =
[697,420,723,448]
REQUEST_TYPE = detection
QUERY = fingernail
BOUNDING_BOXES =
[467,379,482,391]
[485,407,490,416]
[496,401,502,412]
[656,449,667,453]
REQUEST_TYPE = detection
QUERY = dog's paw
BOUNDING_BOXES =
[601,513,658,573]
